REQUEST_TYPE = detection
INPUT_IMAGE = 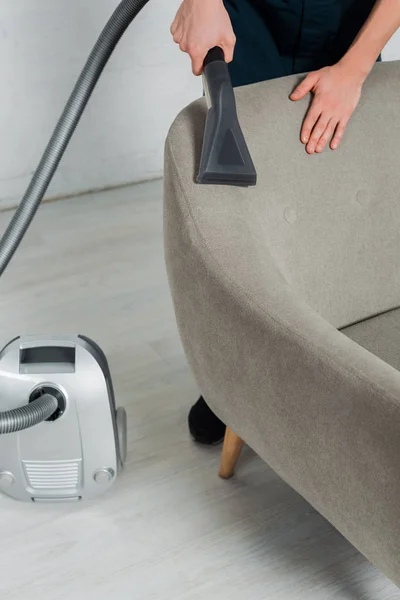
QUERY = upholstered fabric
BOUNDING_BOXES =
[163,60,400,587]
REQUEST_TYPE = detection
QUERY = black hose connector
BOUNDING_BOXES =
[204,47,225,67]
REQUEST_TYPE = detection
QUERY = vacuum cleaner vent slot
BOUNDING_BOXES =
[20,346,76,374]
[23,459,82,490]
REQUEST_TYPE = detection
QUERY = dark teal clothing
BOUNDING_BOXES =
[223,0,377,87]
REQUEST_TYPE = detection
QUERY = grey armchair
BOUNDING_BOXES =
[163,60,400,587]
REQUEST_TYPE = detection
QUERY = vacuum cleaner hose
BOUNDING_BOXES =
[0,0,150,277]
[0,393,58,434]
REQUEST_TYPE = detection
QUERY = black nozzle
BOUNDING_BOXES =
[196,46,257,187]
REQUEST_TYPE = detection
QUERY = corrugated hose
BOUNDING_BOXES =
[0,394,58,434]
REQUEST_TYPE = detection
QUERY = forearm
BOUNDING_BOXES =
[339,0,400,79]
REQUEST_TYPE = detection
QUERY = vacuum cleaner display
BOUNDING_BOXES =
[0,0,152,502]
[0,335,127,502]
[197,47,257,186]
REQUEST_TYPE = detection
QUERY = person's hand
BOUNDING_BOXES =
[170,0,236,75]
[290,63,366,154]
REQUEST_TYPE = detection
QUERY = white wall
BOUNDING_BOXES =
[383,28,400,61]
[0,1,398,210]
[0,0,201,209]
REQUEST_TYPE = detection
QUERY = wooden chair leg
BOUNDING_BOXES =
[219,427,244,479]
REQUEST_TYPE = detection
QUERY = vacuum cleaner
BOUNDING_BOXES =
[0,335,127,502]
[0,0,256,503]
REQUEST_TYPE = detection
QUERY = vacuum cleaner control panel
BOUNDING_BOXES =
[0,335,127,502]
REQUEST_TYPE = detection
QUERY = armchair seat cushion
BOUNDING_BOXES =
[343,308,400,372]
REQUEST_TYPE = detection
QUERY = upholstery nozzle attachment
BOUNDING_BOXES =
[197,47,257,187]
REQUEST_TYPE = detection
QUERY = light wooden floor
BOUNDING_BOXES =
[0,180,397,600]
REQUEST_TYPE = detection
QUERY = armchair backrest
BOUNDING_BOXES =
[164,61,400,329]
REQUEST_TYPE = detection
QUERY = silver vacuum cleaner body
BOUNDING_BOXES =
[0,334,127,502]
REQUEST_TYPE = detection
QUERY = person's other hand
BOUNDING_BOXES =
[290,64,365,154]
[170,0,236,75]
